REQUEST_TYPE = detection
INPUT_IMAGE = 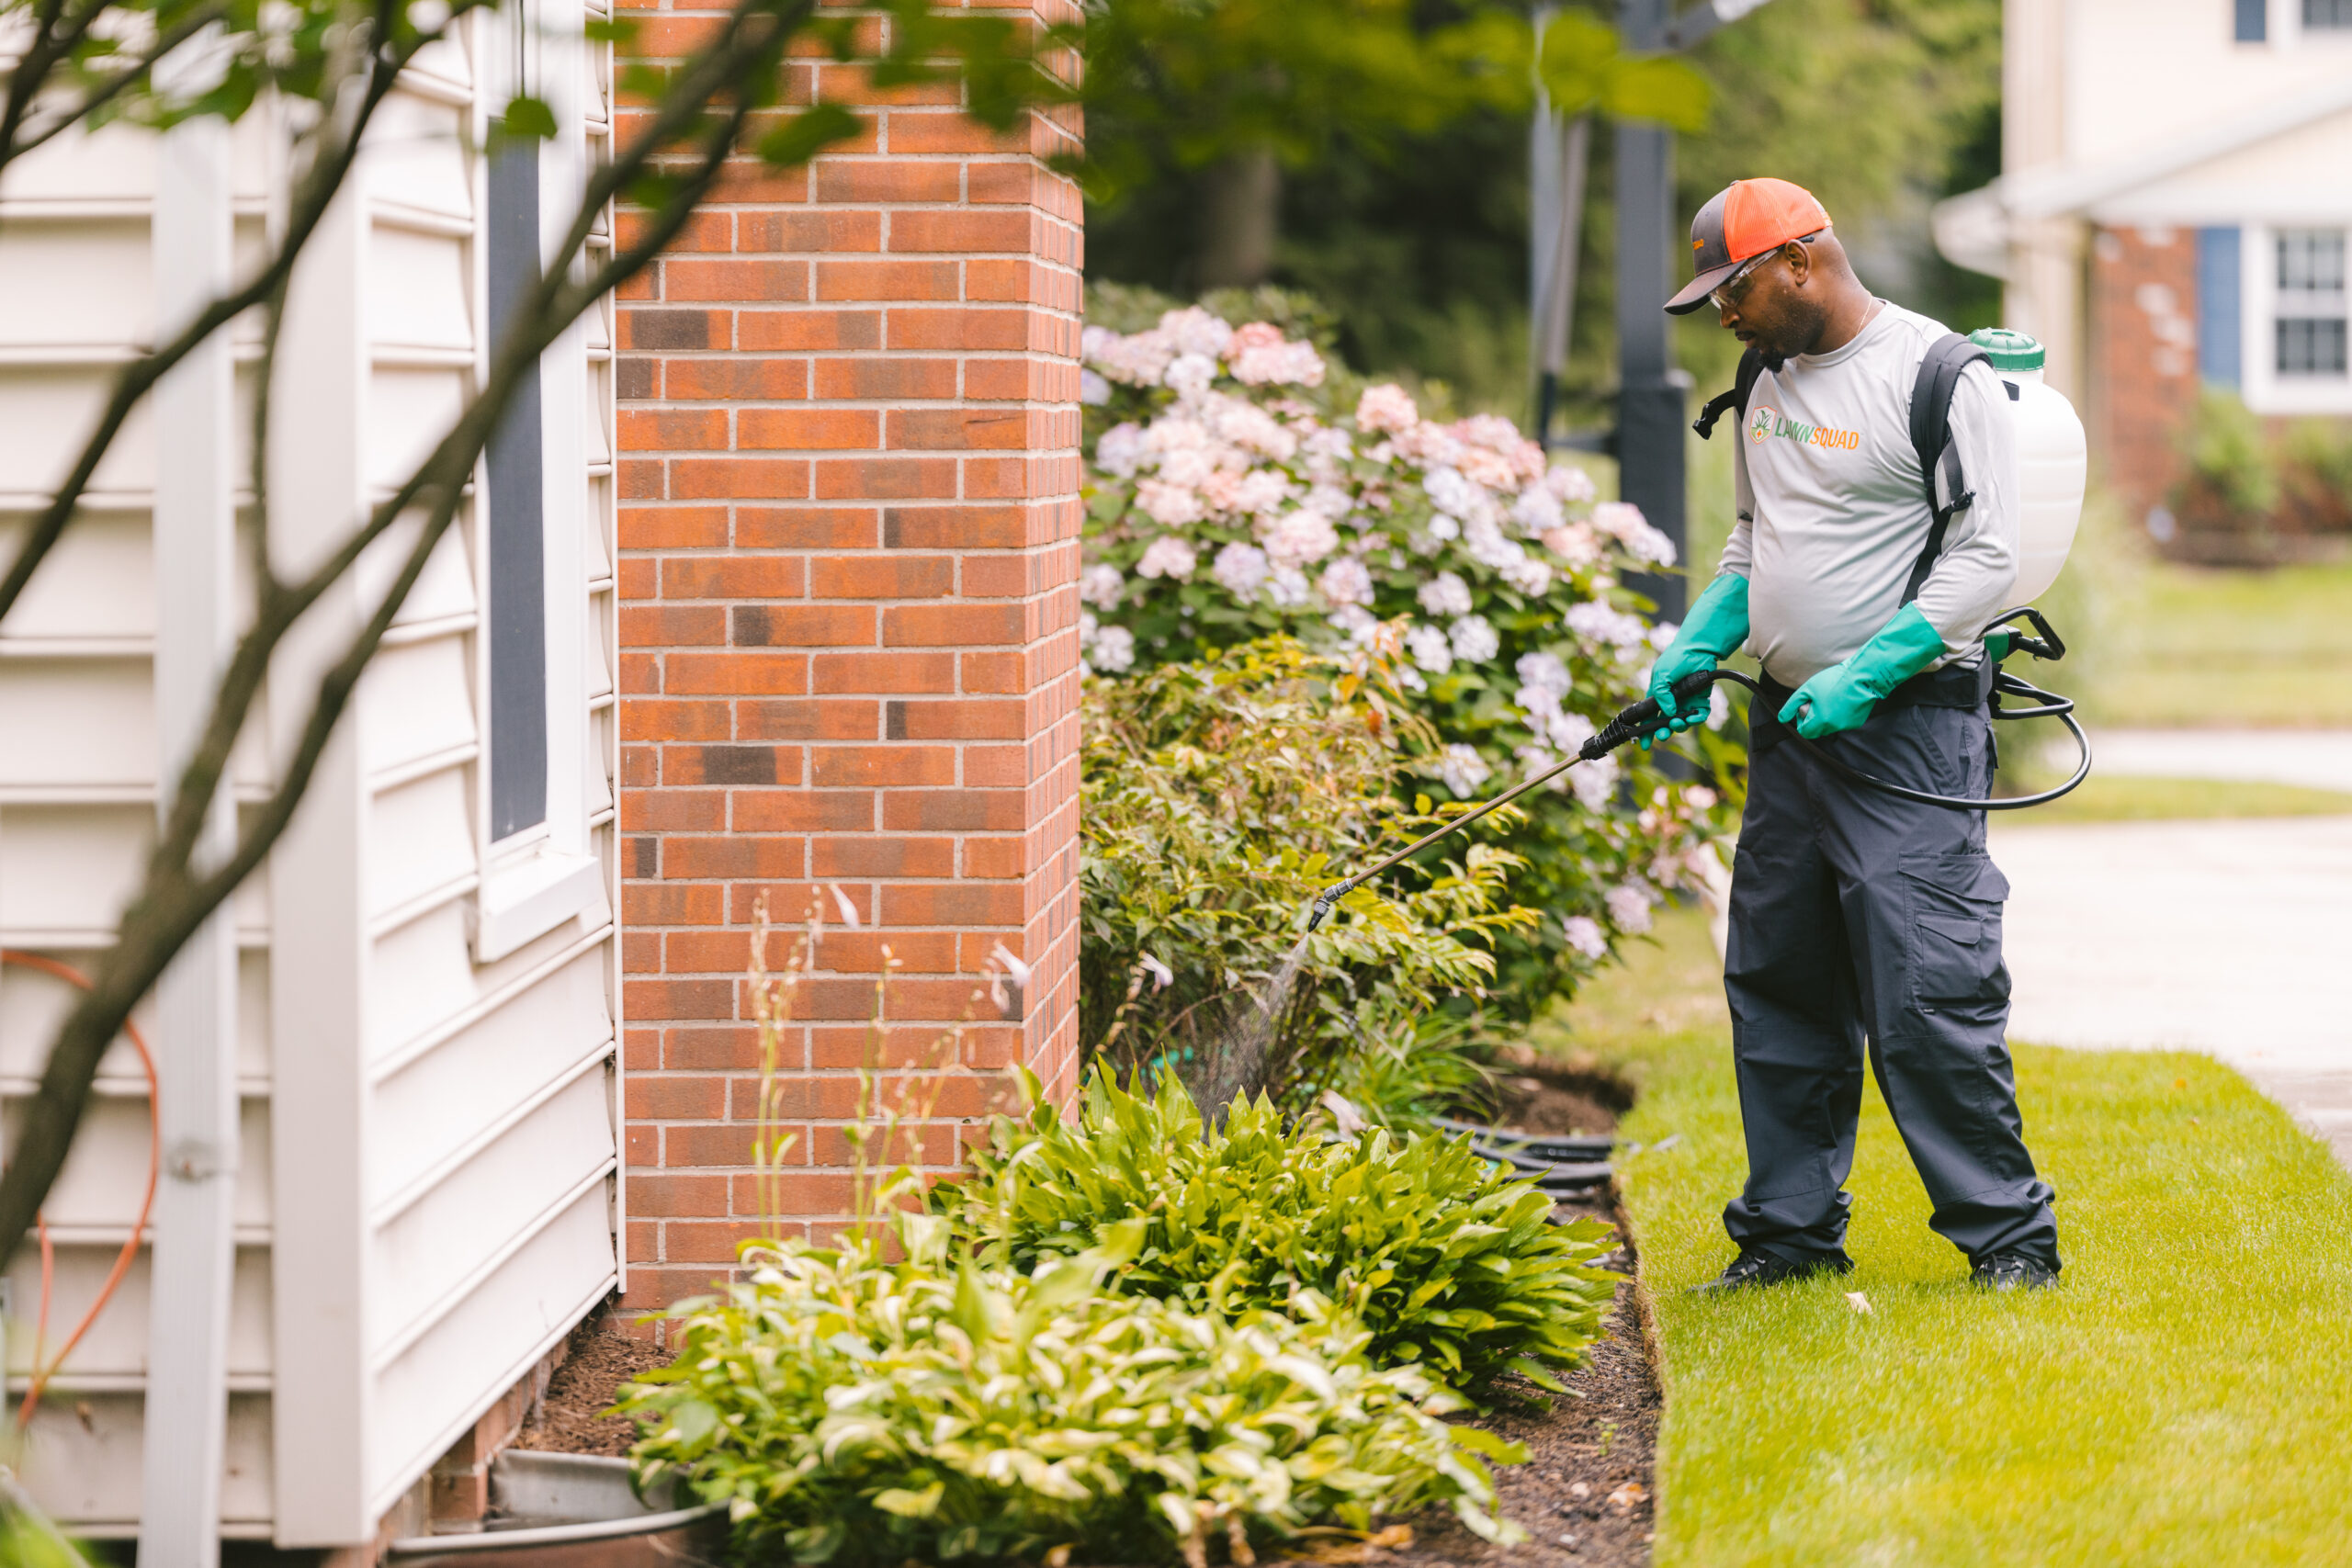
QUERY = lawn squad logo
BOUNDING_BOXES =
[1748,404,1860,452]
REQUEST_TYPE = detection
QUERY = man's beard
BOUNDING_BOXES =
[1758,349,1788,373]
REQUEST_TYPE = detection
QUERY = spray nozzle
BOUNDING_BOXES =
[1985,604,2065,663]
[1305,886,1346,933]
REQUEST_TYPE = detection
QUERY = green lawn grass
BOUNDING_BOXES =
[1536,907,2352,1566]
[1998,772,2352,825]
[2086,558,2352,728]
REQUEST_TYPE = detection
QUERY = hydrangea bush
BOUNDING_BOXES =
[1078,306,1731,1003]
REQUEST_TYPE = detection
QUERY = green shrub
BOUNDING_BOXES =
[936,1070,1621,1397]
[617,1223,1524,1566]
[1315,1009,1498,1132]
[2168,393,2352,557]
[2179,387,2278,517]
[1081,636,1536,1110]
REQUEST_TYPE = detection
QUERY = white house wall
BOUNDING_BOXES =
[1,0,618,1543]
[2083,108,2352,231]
[2063,1,2352,168]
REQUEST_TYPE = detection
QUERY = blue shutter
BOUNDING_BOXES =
[2197,227,2243,388]
[2236,0,2267,40]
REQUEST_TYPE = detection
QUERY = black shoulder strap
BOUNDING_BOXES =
[1691,344,1765,440]
[1901,333,1993,604]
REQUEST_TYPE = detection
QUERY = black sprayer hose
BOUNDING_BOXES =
[1305,658,2092,931]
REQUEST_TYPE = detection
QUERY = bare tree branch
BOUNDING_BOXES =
[0,0,232,170]
[0,0,106,167]
[0,0,492,628]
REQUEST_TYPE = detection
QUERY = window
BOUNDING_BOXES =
[2237,0,2267,41]
[486,130,548,841]
[2306,0,2352,28]
[2275,230,2347,378]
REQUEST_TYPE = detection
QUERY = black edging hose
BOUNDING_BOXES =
[1306,606,2090,931]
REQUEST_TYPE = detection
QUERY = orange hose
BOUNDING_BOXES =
[3,950,161,1430]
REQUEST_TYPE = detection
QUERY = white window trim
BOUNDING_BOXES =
[2240,221,2352,415]
[2277,0,2352,47]
[472,0,603,962]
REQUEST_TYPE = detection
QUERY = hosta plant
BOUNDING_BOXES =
[618,1221,1524,1566]
[935,1070,1622,1397]
[1078,302,1732,1010]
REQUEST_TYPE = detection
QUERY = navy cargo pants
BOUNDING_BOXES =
[1722,661,2061,1269]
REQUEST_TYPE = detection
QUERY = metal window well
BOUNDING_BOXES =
[385,1453,725,1568]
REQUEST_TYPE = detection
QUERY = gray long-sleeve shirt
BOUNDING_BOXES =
[1719,302,2019,688]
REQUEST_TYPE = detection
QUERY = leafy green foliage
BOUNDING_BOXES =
[2178,388,2280,518]
[1080,637,1539,1100]
[2171,389,2352,545]
[618,1223,1525,1565]
[1315,1008,1499,1132]
[1091,0,2002,418]
[936,1070,1622,1396]
[1077,0,1706,203]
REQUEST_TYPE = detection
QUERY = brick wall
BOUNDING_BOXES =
[2088,224,2200,518]
[614,1,1085,1312]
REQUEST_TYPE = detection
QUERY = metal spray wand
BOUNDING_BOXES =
[1304,669,1721,932]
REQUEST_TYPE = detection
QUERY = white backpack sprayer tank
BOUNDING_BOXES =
[1969,328,2086,604]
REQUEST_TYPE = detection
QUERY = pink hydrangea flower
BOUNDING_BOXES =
[1562,916,1609,960]
[1136,480,1204,528]
[1318,557,1374,606]
[1262,509,1340,568]
[1214,541,1272,597]
[1355,382,1420,434]
[1136,536,1198,580]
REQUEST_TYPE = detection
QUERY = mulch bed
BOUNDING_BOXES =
[512,1314,672,1458]
[1381,1051,1658,1568]
[1385,1269,1658,1568]
[1486,1043,1632,1142]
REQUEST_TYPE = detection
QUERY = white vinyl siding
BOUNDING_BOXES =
[2,0,619,1544]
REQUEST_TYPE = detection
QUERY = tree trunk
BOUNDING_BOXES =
[1193,149,1281,290]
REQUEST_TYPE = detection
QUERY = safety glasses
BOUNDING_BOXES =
[1708,246,1781,312]
[1708,231,1824,312]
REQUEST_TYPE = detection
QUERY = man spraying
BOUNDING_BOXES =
[1642,177,2061,1292]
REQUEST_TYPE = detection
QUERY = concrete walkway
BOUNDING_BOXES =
[1995,731,2352,1166]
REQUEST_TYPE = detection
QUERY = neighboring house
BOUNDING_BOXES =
[2,0,1081,1551]
[1934,0,2352,518]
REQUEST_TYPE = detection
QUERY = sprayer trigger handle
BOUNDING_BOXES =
[1584,669,1722,760]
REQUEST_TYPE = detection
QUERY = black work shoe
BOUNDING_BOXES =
[1972,1253,2059,1292]
[1689,1250,1853,1293]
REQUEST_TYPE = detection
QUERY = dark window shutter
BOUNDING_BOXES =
[487,137,548,841]
[2196,227,2242,388]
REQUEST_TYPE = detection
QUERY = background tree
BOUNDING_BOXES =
[1078,0,1707,290]
[0,0,1050,1274]
[1090,0,2000,419]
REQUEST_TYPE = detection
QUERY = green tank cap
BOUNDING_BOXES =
[1969,327,2045,371]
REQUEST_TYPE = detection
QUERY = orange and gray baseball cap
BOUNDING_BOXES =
[1664,177,1834,314]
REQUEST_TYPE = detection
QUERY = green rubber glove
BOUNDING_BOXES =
[1641,572,1749,748]
[1777,602,1949,740]
[1984,630,2016,663]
